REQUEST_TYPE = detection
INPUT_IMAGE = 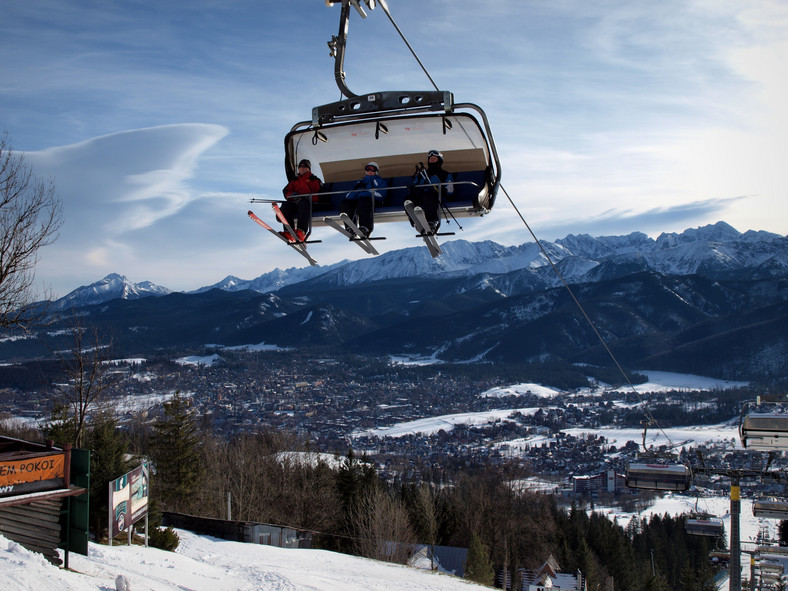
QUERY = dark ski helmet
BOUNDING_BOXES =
[427,150,443,165]
[298,159,311,169]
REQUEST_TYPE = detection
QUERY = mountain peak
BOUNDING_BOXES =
[52,274,171,311]
[656,221,741,247]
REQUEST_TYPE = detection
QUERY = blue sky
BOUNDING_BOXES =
[2,0,786,297]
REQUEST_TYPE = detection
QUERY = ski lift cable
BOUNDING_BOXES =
[344,2,682,457]
[390,0,681,457]
[499,183,679,453]
[377,0,441,92]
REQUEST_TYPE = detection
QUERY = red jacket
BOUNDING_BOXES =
[283,173,323,202]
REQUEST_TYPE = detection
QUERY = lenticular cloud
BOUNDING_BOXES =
[26,123,228,234]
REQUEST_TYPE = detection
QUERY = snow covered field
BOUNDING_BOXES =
[356,371,747,450]
[1,493,779,591]
[0,529,489,591]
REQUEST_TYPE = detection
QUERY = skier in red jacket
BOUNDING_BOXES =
[280,159,323,242]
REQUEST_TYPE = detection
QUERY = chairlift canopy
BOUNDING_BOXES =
[285,107,500,227]
[625,463,691,491]
[740,412,788,450]
[753,500,788,520]
[685,517,724,537]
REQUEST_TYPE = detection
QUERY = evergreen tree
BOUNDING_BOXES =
[85,410,129,539]
[779,520,788,546]
[577,537,602,591]
[149,392,203,513]
[332,450,379,554]
[43,402,79,448]
[465,531,495,586]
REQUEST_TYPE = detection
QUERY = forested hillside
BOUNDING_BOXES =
[1,393,726,590]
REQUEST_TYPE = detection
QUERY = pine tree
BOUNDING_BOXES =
[333,450,379,554]
[43,403,79,448]
[465,531,495,586]
[149,392,203,513]
[86,410,129,539]
[780,520,788,545]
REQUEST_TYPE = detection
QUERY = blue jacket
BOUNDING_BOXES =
[346,174,387,201]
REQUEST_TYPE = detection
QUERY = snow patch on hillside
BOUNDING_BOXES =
[0,528,488,591]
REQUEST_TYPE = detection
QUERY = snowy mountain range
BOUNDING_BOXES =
[8,221,785,381]
[60,221,788,301]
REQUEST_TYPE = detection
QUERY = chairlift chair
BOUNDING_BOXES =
[758,545,788,556]
[685,517,724,537]
[270,0,501,241]
[759,560,784,575]
[739,411,788,451]
[625,463,691,491]
[287,107,500,229]
[753,500,788,520]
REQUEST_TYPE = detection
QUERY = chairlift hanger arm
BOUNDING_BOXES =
[325,0,440,102]
[326,0,359,99]
[326,0,381,99]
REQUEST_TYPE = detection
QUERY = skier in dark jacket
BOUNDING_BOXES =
[340,162,387,237]
[409,149,453,233]
[280,159,323,242]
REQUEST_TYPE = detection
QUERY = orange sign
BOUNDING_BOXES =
[0,453,65,488]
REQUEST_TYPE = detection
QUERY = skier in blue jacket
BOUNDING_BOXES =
[340,162,387,237]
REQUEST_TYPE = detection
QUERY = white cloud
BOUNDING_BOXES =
[27,124,228,290]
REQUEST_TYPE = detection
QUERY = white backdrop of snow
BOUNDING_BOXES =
[0,529,490,591]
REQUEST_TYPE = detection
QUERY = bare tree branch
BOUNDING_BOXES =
[56,316,116,447]
[0,132,63,330]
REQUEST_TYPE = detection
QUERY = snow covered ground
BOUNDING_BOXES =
[1,493,779,590]
[357,407,540,438]
[481,383,561,398]
[0,529,490,591]
[610,371,748,393]
[356,370,746,449]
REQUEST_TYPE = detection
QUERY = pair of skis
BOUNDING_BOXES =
[404,200,444,258]
[322,213,383,255]
[249,202,448,263]
[247,205,319,266]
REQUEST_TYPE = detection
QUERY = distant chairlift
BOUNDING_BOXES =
[625,463,691,491]
[685,516,725,537]
[739,410,788,451]
[759,560,785,575]
[753,500,788,520]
